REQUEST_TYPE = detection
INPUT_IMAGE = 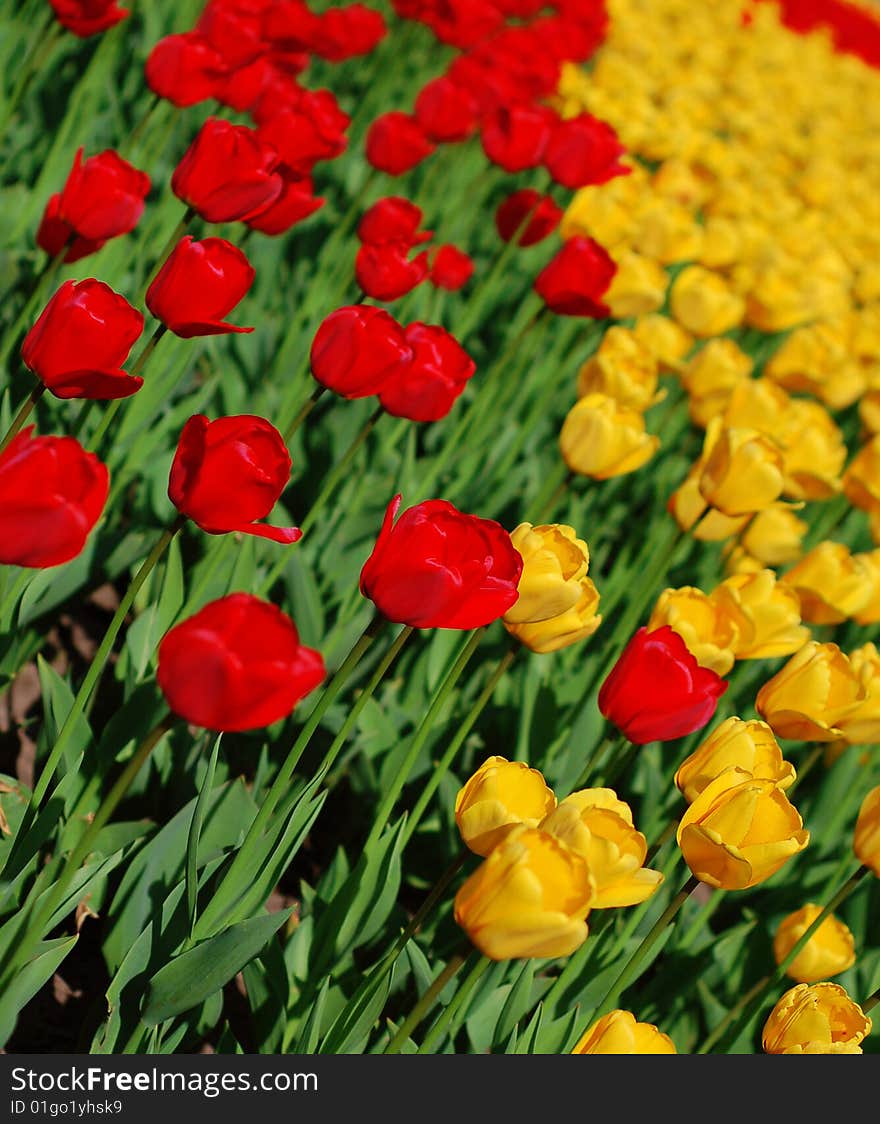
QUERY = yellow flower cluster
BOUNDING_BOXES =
[452,756,662,960]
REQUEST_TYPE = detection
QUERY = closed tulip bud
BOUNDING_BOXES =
[541,789,663,908]
[599,626,728,745]
[544,113,629,189]
[172,118,283,224]
[244,168,323,236]
[681,339,753,428]
[560,393,660,480]
[670,265,745,338]
[355,242,429,302]
[778,399,846,501]
[675,717,796,804]
[168,415,301,544]
[678,768,809,889]
[576,327,662,412]
[414,76,478,142]
[360,495,523,630]
[852,551,880,626]
[854,785,880,876]
[709,569,810,659]
[357,197,430,248]
[534,236,617,319]
[503,581,602,654]
[378,322,476,422]
[365,111,434,175]
[454,756,556,857]
[762,983,871,1054]
[0,427,109,568]
[668,470,750,542]
[157,593,324,733]
[36,194,104,264]
[738,503,808,568]
[698,421,785,518]
[647,586,738,676]
[310,305,412,399]
[843,436,880,515]
[145,236,254,338]
[603,250,669,318]
[453,826,594,960]
[781,543,871,625]
[429,245,474,291]
[503,523,591,625]
[145,33,223,107]
[773,905,856,984]
[22,280,144,400]
[837,645,880,747]
[481,105,555,173]
[495,189,562,248]
[756,641,866,742]
[632,314,694,372]
[572,1011,676,1054]
[50,0,128,36]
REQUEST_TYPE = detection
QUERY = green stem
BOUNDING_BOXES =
[645,818,680,866]
[282,384,326,441]
[385,954,466,1055]
[524,464,571,525]
[364,628,486,851]
[417,952,490,1053]
[862,988,880,1015]
[0,383,44,457]
[88,325,168,453]
[145,208,195,291]
[564,731,622,795]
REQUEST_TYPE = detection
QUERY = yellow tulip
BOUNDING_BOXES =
[781,543,872,625]
[762,983,871,1054]
[504,581,602,654]
[852,551,880,626]
[677,768,809,890]
[766,321,866,411]
[668,469,750,542]
[681,339,753,428]
[675,717,796,804]
[744,265,816,334]
[670,265,745,338]
[453,826,594,960]
[632,201,704,264]
[576,326,662,412]
[755,641,867,742]
[647,586,738,675]
[572,1010,676,1055]
[560,393,660,480]
[837,644,880,748]
[843,436,880,516]
[737,504,807,568]
[454,756,557,858]
[603,251,669,318]
[773,904,856,984]
[540,789,663,909]
[698,421,786,518]
[853,785,880,877]
[697,216,741,270]
[503,523,590,626]
[709,569,809,660]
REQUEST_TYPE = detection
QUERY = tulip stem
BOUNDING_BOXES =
[282,384,326,441]
[862,987,880,1015]
[385,953,467,1055]
[87,324,168,454]
[364,627,487,852]
[565,731,623,794]
[417,952,491,1053]
[191,612,387,939]
[645,817,681,866]
[525,464,572,524]
[146,207,196,292]
[696,863,869,1053]
[0,382,44,457]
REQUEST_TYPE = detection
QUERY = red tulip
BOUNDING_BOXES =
[422,0,505,48]
[311,4,387,59]
[197,0,267,67]
[49,0,128,36]
[146,236,255,338]
[310,305,412,398]
[533,236,617,318]
[171,118,283,223]
[262,0,321,51]
[480,105,556,172]
[256,88,350,174]
[360,494,522,629]
[378,322,475,422]
[414,76,478,142]
[544,113,629,189]
[0,427,109,568]
[365,111,435,175]
[355,242,429,301]
[598,626,728,745]
[357,197,431,247]
[157,593,325,732]
[214,55,275,113]
[22,280,144,400]
[429,245,474,291]
[244,168,324,235]
[168,415,301,543]
[495,189,562,247]
[145,33,225,107]
[36,148,150,260]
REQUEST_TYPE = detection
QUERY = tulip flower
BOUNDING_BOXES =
[157,593,325,733]
[576,326,661,413]
[598,626,728,745]
[647,587,738,676]
[453,826,594,960]
[22,280,144,400]
[377,323,476,422]
[843,435,880,515]
[455,756,556,856]
[544,113,629,189]
[736,504,808,570]
[853,785,880,876]
[838,644,880,746]
[773,905,856,984]
[359,494,523,629]
[145,33,223,107]
[0,427,109,568]
[503,583,602,654]
[603,251,669,318]
[762,984,871,1054]
[781,543,872,625]
[414,76,478,142]
[675,717,796,804]
[49,0,128,37]
[310,306,412,399]
[632,314,693,371]
[355,242,430,302]
[37,148,150,262]
[365,112,435,174]
[171,118,283,224]
[429,245,474,291]
[495,189,562,247]
[244,168,323,236]
[480,105,556,172]
[755,641,866,742]
[677,767,809,890]
[255,88,350,174]
[697,422,786,518]
[709,569,810,659]
[681,339,753,427]
[357,198,431,248]
[145,236,255,338]
[502,523,592,625]
[851,552,880,626]
[541,789,663,908]
[310,4,387,60]
[572,1011,676,1054]
[534,236,617,318]
[669,265,746,337]
[168,415,301,544]
[560,393,660,479]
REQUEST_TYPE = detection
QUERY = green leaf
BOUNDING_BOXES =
[186,735,221,938]
[0,935,77,1049]
[493,960,536,1048]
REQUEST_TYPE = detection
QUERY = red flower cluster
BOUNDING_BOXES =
[49,0,128,37]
